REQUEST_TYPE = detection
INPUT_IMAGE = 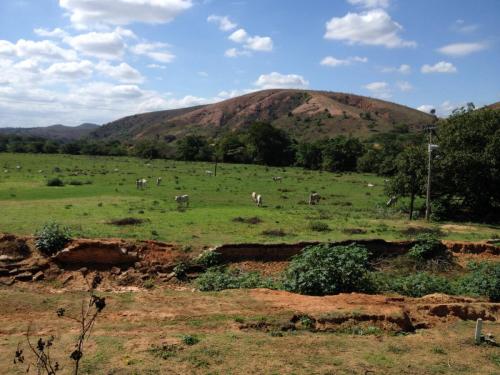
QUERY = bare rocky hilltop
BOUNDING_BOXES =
[91,89,435,142]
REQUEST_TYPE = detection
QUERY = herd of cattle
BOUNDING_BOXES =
[135,174,322,208]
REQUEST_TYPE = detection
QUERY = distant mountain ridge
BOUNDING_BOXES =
[91,89,435,142]
[0,123,100,141]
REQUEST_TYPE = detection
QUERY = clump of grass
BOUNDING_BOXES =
[143,279,155,289]
[342,228,367,235]
[261,229,287,237]
[108,217,145,226]
[46,177,64,187]
[232,216,263,225]
[309,221,330,232]
[147,344,180,359]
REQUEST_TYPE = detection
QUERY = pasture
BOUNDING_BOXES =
[0,153,498,246]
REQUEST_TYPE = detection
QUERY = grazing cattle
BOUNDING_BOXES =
[272,176,282,182]
[156,177,162,186]
[136,178,147,189]
[175,194,189,207]
[205,170,213,176]
[251,192,258,203]
[367,183,374,187]
[15,165,21,170]
[256,194,262,207]
[386,195,398,207]
[309,193,321,205]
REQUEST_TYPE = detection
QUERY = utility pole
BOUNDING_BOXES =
[425,125,438,221]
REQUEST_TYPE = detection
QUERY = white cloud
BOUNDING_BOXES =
[0,39,78,61]
[381,63,411,74]
[437,42,488,57]
[229,28,249,43]
[245,36,273,51]
[130,42,175,63]
[417,101,464,117]
[325,9,416,48]
[224,48,250,58]
[207,15,237,31]
[34,27,68,39]
[44,60,93,80]
[347,0,390,8]
[59,0,193,29]
[147,63,167,69]
[254,72,309,89]
[66,29,131,60]
[227,28,273,53]
[363,81,391,98]
[396,80,412,92]
[320,55,367,67]
[95,61,144,83]
[421,61,457,74]
[452,19,479,34]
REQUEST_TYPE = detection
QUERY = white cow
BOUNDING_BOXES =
[136,178,147,189]
[256,194,263,207]
[272,176,282,182]
[309,193,321,205]
[156,177,162,186]
[251,192,258,203]
[175,194,189,207]
[205,170,213,176]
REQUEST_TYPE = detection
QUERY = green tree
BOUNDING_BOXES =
[386,145,427,220]
[244,122,295,166]
[295,142,323,170]
[434,107,500,219]
[176,135,213,161]
[216,133,248,163]
[321,136,364,172]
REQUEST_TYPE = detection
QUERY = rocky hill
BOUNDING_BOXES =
[0,123,100,141]
[91,89,435,142]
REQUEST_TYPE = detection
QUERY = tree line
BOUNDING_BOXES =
[1,106,499,221]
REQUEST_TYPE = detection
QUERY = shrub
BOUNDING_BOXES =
[35,222,71,256]
[372,272,452,297]
[181,335,199,346]
[46,177,64,187]
[308,221,330,232]
[283,243,371,296]
[196,250,221,268]
[458,262,500,302]
[407,233,453,270]
[196,267,278,292]
[173,262,189,279]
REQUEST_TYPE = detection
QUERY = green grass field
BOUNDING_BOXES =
[0,153,498,245]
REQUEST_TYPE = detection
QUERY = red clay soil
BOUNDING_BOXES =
[249,289,500,332]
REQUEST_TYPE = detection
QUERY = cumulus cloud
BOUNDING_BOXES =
[396,80,412,92]
[44,60,93,80]
[207,15,237,31]
[320,55,367,67]
[65,29,134,60]
[381,63,411,74]
[254,72,309,89]
[130,42,175,63]
[325,9,416,48]
[363,81,391,98]
[421,61,457,74]
[227,28,273,54]
[0,39,77,60]
[451,19,479,34]
[437,42,488,57]
[224,48,250,58]
[59,0,193,29]
[34,27,68,39]
[95,61,144,83]
[347,0,390,8]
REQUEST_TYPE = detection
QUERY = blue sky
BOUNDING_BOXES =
[0,0,498,127]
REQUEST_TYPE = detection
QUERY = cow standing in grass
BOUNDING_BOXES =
[309,193,320,205]
[156,177,162,186]
[256,194,263,207]
[272,176,282,182]
[175,194,189,207]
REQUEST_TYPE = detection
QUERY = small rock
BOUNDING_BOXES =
[14,271,33,281]
[0,277,15,286]
[62,274,74,285]
[32,271,45,281]
[110,266,121,275]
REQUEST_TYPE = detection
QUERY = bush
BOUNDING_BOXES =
[196,250,221,268]
[195,267,278,292]
[46,177,64,187]
[35,222,71,255]
[372,272,452,297]
[308,221,330,232]
[458,262,500,302]
[181,335,199,346]
[283,243,371,296]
